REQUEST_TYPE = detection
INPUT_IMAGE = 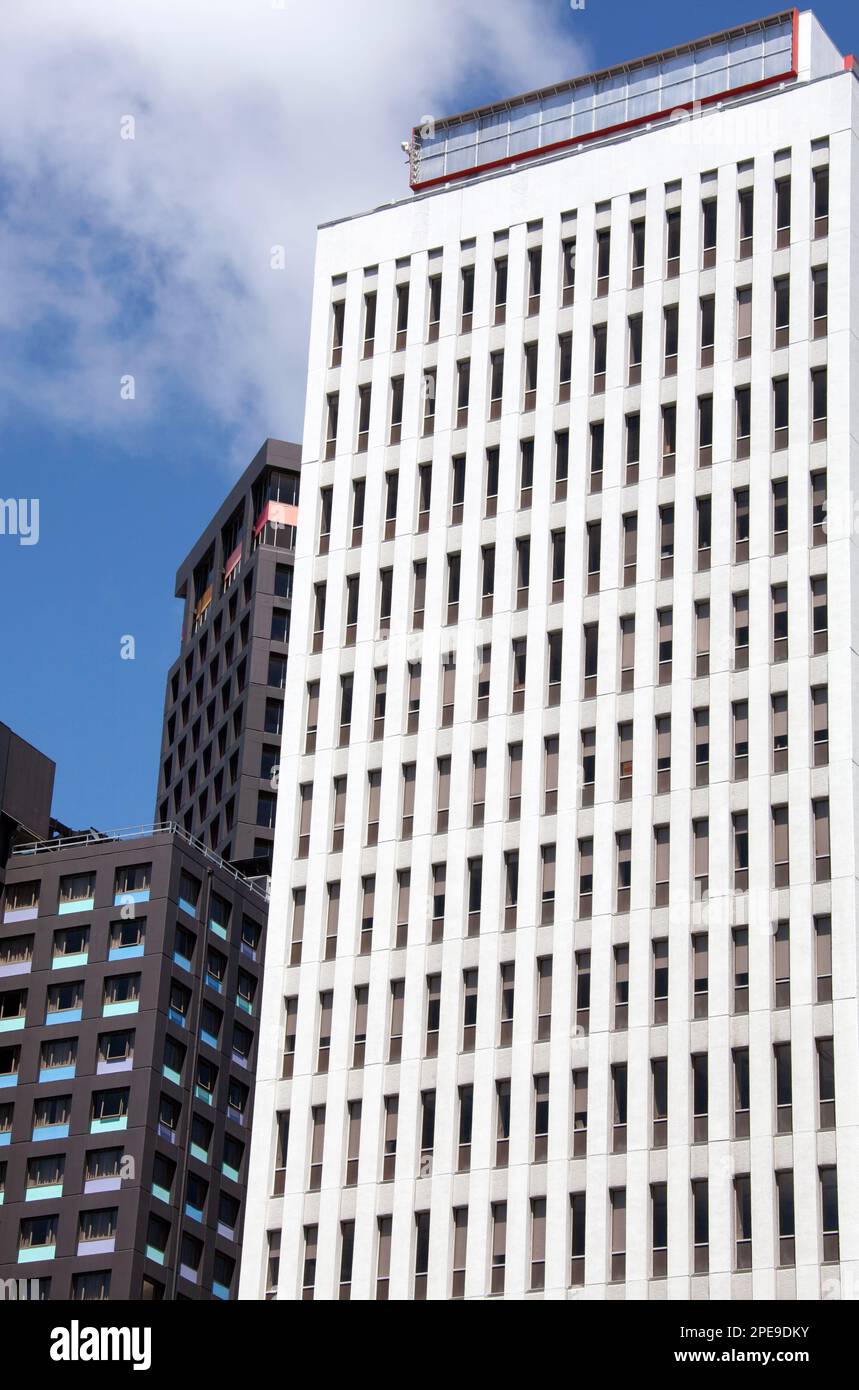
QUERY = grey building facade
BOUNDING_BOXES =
[155,438,302,877]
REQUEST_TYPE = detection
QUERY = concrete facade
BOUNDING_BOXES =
[242,11,859,1300]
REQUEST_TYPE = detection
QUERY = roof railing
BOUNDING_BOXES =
[12,821,269,903]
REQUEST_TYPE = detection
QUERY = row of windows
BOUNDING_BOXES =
[0,1150,240,1251]
[323,496,826,651]
[0,1141,223,1206]
[294,738,832,896]
[1,916,144,967]
[0,1071,252,1142]
[3,865,150,919]
[0,973,144,1024]
[303,697,829,860]
[0,1000,256,1086]
[0,931,259,1010]
[307,579,829,736]
[8,1204,237,1299]
[4,872,261,947]
[279,1161,839,1299]
[282,1039,835,1199]
[2,1086,135,1135]
[287,783,828,956]
[327,159,830,371]
[324,351,829,458]
[306,666,828,803]
[311,557,826,736]
[322,444,827,560]
[2,1151,237,1248]
[319,438,826,616]
[282,915,835,1079]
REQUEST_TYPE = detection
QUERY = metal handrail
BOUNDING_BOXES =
[12,821,269,903]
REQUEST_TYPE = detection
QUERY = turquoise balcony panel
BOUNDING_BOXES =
[236,996,252,1016]
[163,1066,181,1086]
[90,1116,127,1134]
[26,1184,63,1202]
[58,899,94,916]
[173,952,192,972]
[185,1202,204,1223]
[0,1074,18,1089]
[190,1142,209,1163]
[103,1001,138,1018]
[178,898,197,919]
[0,1132,12,1147]
[151,1182,171,1204]
[146,1245,166,1266]
[201,1029,218,1049]
[52,953,88,971]
[167,1007,186,1028]
[208,919,228,940]
[222,1162,239,1182]
[194,1086,214,1106]
[18,1244,56,1263]
[212,1281,230,1300]
[0,1018,25,1033]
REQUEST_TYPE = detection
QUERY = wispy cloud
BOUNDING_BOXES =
[0,0,587,466]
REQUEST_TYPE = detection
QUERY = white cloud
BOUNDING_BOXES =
[0,0,587,468]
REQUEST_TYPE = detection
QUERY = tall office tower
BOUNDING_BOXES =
[155,437,302,877]
[243,11,855,1300]
[0,820,268,1300]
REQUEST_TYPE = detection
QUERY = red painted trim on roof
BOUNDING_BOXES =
[410,9,799,193]
[844,54,856,71]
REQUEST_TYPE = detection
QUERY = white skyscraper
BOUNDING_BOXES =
[241,10,859,1301]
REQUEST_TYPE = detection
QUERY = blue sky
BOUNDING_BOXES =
[0,0,854,831]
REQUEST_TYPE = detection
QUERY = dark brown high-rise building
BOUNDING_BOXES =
[0,823,268,1300]
[155,438,302,876]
